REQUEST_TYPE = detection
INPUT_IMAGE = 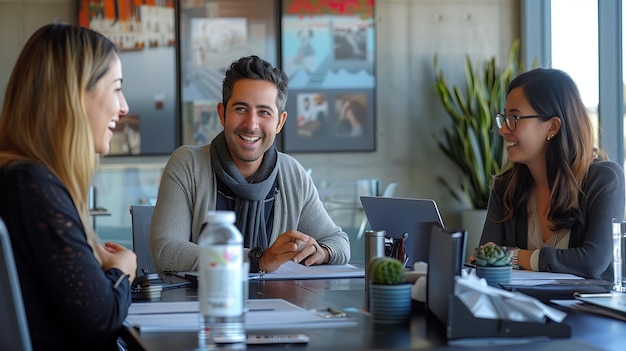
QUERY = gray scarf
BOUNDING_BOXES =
[210,132,278,248]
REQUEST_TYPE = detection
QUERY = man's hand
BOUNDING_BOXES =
[259,230,328,272]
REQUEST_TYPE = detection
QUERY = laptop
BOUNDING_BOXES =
[0,218,33,351]
[360,196,445,267]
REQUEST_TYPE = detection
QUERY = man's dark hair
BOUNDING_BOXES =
[222,55,288,112]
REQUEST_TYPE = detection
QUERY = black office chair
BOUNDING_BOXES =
[0,217,33,351]
[129,205,157,277]
[1,217,149,351]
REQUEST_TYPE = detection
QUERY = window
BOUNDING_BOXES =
[551,0,599,147]
[541,0,624,166]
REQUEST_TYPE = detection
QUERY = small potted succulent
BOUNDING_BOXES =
[367,256,412,323]
[472,244,513,287]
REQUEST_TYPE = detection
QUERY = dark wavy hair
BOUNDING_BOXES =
[494,68,606,230]
[222,55,288,112]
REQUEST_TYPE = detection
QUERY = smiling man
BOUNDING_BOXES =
[150,56,350,273]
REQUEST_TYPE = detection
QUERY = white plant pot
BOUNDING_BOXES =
[461,209,487,263]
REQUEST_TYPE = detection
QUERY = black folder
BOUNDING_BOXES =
[447,295,571,339]
[425,225,571,340]
[426,226,466,327]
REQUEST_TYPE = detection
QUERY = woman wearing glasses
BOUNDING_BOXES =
[479,68,625,280]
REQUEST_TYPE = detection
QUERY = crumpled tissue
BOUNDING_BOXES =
[412,276,426,302]
[410,261,428,302]
[455,270,567,323]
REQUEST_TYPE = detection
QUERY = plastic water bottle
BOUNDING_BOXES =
[198,211,246,349]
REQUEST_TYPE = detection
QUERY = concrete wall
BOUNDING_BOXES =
[0,0,519,232]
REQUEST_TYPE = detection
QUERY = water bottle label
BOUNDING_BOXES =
[199,245,243,316]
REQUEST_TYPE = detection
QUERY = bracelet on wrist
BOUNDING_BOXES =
[511,247,521,270]
[114,272,129,288]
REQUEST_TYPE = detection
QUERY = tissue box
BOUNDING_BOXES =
[446,295,571,340]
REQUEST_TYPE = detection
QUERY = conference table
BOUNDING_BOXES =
[133,276,626,351]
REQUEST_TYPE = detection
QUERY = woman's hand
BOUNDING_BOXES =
[95,242,137,283]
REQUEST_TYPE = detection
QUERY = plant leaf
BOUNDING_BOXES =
[433,39,525,209]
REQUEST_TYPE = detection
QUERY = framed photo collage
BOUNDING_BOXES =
[78,0,376,155]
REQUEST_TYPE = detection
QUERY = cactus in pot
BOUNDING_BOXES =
[472,244,512,267]
[471,244,513,287]
[368,256,406,285]
[367,256,411,322]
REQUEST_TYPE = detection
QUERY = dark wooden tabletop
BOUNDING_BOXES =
[134,277,625,351]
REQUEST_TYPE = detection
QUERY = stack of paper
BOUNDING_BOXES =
[126,298,358,333]
[181,262,364,281]
[255,261,364,280]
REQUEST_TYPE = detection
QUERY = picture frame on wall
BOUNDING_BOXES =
[77,0,179,156]
[280,0,376,152]
[178,0,279,147]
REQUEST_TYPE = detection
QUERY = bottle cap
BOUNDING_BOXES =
[207,210,236,223]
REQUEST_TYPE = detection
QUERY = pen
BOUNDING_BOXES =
[398,235,404,267]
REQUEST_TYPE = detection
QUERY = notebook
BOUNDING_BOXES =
[501,278,612,302]
[574,293,626,320]
[360,196,445,266]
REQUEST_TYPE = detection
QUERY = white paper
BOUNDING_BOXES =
[508,270,582,286]
[129,301,198,315]
[181,261,364,281]
[252,261,364,280]
[126,298,357,333]
[126,310,358,333]
[128,299,302,315]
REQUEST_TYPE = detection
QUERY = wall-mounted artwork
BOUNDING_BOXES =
[78,0,178,156]
[281,0,376,152]
[178,0,278,146]
[78,0,375,154]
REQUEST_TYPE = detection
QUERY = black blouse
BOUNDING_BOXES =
[0,161,131,350]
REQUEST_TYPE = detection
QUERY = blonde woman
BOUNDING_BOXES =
[0,23,136,350]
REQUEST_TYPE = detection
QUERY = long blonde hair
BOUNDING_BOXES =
[0,23,118,260]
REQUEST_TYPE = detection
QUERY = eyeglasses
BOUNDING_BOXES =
[494,113,551,131]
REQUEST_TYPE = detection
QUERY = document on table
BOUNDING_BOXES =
[125,298,358,333]
[508,270,583,286]
[180,261,364,281]
[500,271,611,301]
[255,261,364,280]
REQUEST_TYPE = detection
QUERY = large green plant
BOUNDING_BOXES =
[433,39,527,209]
